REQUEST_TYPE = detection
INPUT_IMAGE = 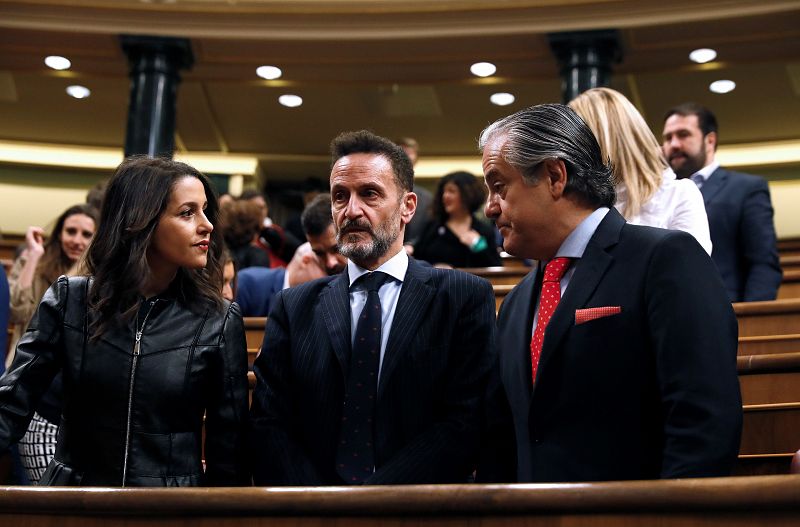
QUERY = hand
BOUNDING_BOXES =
[458,229,481,248]
[404,243,415,256]
[25,226,46,257]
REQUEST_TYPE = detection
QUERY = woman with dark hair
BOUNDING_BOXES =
[7,204,98,484]
[414,171,501,268]
[0,156,249,486]
[7,204,98,366]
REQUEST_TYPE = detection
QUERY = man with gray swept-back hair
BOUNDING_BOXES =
[478,103,742,483]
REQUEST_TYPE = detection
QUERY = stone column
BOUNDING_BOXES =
[120,35,194,158]
[548,30,622,103]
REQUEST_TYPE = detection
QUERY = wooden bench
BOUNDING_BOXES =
[779,269,800,299]
[460,266,528,287]
[735,299,800,338]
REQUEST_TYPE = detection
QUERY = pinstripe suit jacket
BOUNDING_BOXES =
[250,257,496,485]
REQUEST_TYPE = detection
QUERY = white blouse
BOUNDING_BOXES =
[615,170,712,255]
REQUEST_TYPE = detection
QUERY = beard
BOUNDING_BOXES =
[669,147,708,179]
[336,206,401,266]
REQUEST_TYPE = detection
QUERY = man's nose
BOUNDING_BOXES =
[485,196,499,219]
[345,196,364,218]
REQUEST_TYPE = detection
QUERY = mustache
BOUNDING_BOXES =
[338,219,374,235]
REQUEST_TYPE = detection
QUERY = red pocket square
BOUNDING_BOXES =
[575,306,622,325]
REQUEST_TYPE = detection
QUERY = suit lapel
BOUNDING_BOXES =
[532,209,624,396]
[699,167,727,205]
[378,258,435,398]
[320,270,352,380]
[501,269,539,400]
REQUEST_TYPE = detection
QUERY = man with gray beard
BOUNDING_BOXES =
[250,130,496,485]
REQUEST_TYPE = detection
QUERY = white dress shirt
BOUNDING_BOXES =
[347,248,407,382]
[615,168,712,255]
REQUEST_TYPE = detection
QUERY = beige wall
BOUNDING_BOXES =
[770,180,800,238]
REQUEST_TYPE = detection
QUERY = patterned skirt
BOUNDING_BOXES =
[18,412,59,485]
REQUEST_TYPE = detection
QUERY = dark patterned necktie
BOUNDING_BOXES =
[336,271,389,484]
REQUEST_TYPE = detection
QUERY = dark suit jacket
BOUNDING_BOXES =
[235,266,286,317]
[250,257,496,485]
[702,167,781,302]
[480,208,742,483]
[0,267,8,375]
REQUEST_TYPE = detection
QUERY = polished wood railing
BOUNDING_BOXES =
[0,476,798,525]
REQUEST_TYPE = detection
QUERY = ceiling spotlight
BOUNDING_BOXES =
[709,80,736,94]
[490,92,515,106]
[689,48,717,64]
[45,55,71,70]
[278,94,303,108]
[256,65,282,80]
[66,85,90,99]
[470,62,497,78]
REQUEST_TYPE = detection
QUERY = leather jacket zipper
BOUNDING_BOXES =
[122,300,157,487]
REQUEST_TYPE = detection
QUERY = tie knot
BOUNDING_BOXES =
[543,257,571,282]
[690,173,704,187]
[355,271,389,293]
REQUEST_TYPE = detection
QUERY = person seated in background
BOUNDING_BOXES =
[219,199,271,270]
[301,193,346,276]
[236,194,346,317]
[568,87,712,254]
[414,171,501,268]
[236,242,326,317]
[240,189,301,267]
[221,249,236,302]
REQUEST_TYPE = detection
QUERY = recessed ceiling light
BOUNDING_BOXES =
[709,80,736,94]
[470,62,497,78]
[490,92,515,106]
[689,48,717,64]
[45,55,71,70]
[66,85,90,99]
[256,65,282,80]
[278,94,303,108]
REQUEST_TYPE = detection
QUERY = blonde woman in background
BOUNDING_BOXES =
[569,87,712,254]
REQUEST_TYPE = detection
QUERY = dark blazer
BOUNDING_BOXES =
[235,266,286,317]
[701,167,781,302]
[250,257,496,485]
[0,267,8,375]
[481,209,742,483]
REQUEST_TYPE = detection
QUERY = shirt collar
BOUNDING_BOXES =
[553,207,610,259]
[693,160,720,182]
[347,247,408,288]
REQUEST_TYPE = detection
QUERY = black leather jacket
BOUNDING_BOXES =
[0,276,250,486]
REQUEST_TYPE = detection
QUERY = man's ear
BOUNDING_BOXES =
[400,191,417,225]
[705,131,718,153]
[542,158,568,199]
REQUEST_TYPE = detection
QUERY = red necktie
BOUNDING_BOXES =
[530,257,571,384]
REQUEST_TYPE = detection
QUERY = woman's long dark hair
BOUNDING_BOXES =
[86,156,224,338]
[432,171,487,224]
[38,204,98,284]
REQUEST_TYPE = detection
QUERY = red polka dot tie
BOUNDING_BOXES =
[530,257,571,384]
